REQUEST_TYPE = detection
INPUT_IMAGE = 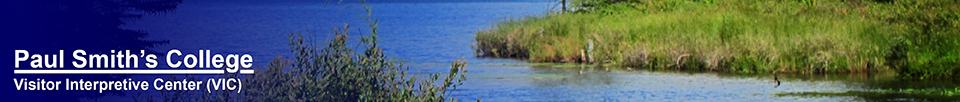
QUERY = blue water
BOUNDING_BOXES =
[125,2,546,66]
[119,1,957,101]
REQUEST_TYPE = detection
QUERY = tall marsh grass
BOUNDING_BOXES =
[475,0,959,79]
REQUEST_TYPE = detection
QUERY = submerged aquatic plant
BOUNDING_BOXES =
[777,87,960,101]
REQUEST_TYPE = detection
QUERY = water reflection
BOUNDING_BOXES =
[455,63,960,101]
[528,64,614,87]
[774,73,960,101]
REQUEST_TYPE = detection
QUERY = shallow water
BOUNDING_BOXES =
[122,1,960,101]
[450,63,960,101]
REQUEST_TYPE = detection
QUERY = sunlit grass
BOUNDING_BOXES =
[478,0,895,74]
[475,0,959,79]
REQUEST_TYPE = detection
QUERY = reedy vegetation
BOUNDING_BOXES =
[138,1,470,101]
[242,28,468,101]
[475,0,959,80]
[242,1,469,101]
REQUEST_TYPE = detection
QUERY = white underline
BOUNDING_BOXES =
[14,70,255,74]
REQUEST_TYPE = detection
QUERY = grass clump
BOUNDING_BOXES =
[242,31,468,101]
[475,0,960,79]
[242,1,470,101]
[134,1,473,101]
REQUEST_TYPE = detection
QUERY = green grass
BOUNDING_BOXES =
[475,0,960,79]
[776,88,960,101]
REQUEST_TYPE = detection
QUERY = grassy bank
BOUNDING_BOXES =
[474,0,959,79]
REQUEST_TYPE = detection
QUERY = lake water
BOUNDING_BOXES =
[123,1,959,101]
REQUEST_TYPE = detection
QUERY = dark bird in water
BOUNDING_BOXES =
[774,73,781,88]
